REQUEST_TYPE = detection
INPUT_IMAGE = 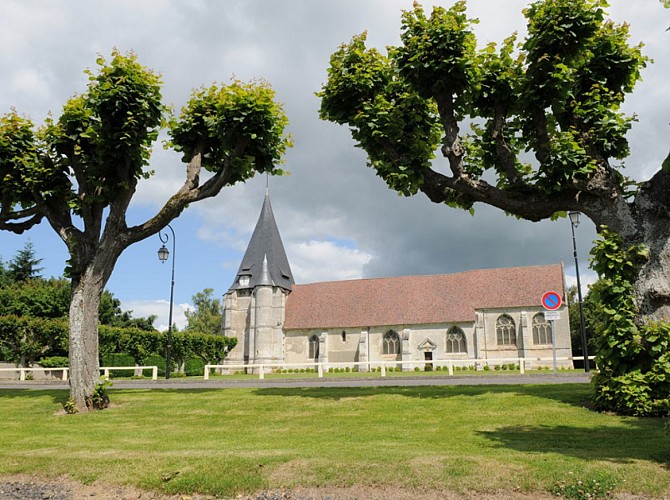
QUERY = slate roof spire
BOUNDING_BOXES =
[229,191,294,292]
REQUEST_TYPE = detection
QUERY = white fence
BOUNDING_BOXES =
[204,356,596,380]
[0,366,69,381]
[0,365,158,381]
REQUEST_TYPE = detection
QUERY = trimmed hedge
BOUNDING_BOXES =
[0,315,236,368]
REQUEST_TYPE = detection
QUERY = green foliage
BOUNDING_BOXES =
[318,32,443,198]
[0,314,235,370]
[0,225,155,332]
[0,277,71,319]
[41,50,165,207]
[551,472,617,499]
[37,356,69,368]
[0,112,40,212]
[394,1,478,101]
[98,324,235,368]
[63,398,78,414]
[184,288,222,335]
[169,79,291,182]
[318,0,648,207]
[7,242,43,282]
[589,229,670,416]
[86,377,111,410]
[2,50,290,411]
[0,315,68,366]
[567,285,598,359]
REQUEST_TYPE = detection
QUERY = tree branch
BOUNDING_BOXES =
[434,93,465,177]
[420,166,619,226]
[490,105,521,185]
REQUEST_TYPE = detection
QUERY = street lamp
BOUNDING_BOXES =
[158,224,176,380]
[569,211,590,372]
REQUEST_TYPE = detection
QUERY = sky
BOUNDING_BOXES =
[1,1,668,330]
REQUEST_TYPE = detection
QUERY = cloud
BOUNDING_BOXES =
[121,299,191,332]
[1,0,667,309]
[287,240,374,284]
[564,270,599,298]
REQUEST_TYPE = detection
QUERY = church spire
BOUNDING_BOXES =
[229,191,294,292]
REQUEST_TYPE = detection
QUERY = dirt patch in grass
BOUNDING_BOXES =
[0,474,558,499]
[0,474,656,500]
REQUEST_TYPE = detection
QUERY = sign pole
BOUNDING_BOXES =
[550,319,557,374]
[541,291,562,374]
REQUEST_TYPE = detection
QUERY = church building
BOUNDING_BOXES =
[222,193,572,370]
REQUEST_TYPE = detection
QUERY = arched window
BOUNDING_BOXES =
[309,335,319,360]
[446,326,467,354]
[532,313,552,344]
[383,330,400,355]
[496,315,517,346]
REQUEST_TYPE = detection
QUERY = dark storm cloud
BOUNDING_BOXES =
[0,0,667,300]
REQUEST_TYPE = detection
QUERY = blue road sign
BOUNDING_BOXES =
[541,291,562,311]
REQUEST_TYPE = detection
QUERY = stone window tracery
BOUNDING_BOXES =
[496,315,517,346]
[446,326,467,354]
[383,330,400,355]
[532,313,552,344]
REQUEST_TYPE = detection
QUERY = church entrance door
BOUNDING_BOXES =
[424,351,433,371]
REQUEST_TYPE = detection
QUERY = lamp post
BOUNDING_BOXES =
[158,224,176,380]
[569,211,590,372]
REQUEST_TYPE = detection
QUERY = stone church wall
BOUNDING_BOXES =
[282,306,572,369]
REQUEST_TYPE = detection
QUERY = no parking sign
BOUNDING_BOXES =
[541,291,562,311]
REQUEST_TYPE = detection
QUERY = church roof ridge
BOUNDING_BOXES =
[294,263,563,287]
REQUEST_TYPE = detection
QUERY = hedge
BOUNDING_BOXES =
[0,315,236,368]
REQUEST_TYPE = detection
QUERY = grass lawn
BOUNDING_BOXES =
[0,383,668,498]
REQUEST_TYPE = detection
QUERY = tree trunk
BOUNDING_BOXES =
[68,267,104,412]
[632,173,670,323]
[633,224,670,322]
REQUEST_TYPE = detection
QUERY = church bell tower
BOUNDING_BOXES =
[222,191,294,368]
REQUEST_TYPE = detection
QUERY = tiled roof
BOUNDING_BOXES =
[284,264,565,329]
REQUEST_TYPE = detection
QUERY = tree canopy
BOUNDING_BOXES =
[319,0,670,415]
[184,288,223,336]
[319,0,649,221]
[0,50,290,410]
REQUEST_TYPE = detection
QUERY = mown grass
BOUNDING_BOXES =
[0,384,668,498]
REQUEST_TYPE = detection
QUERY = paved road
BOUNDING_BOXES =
[0,372,591,391]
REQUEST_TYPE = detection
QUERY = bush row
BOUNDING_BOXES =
[0,315,236,368]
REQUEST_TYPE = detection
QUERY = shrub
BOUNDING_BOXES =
[483,365,491,371]
[85,378,111,410]
[63,398,78,414]
[38,356,69,368]
[590,230,670,416]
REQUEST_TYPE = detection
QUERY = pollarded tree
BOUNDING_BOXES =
[319,0,669,323]
[319,0,670,415]
[0,51,290,411]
